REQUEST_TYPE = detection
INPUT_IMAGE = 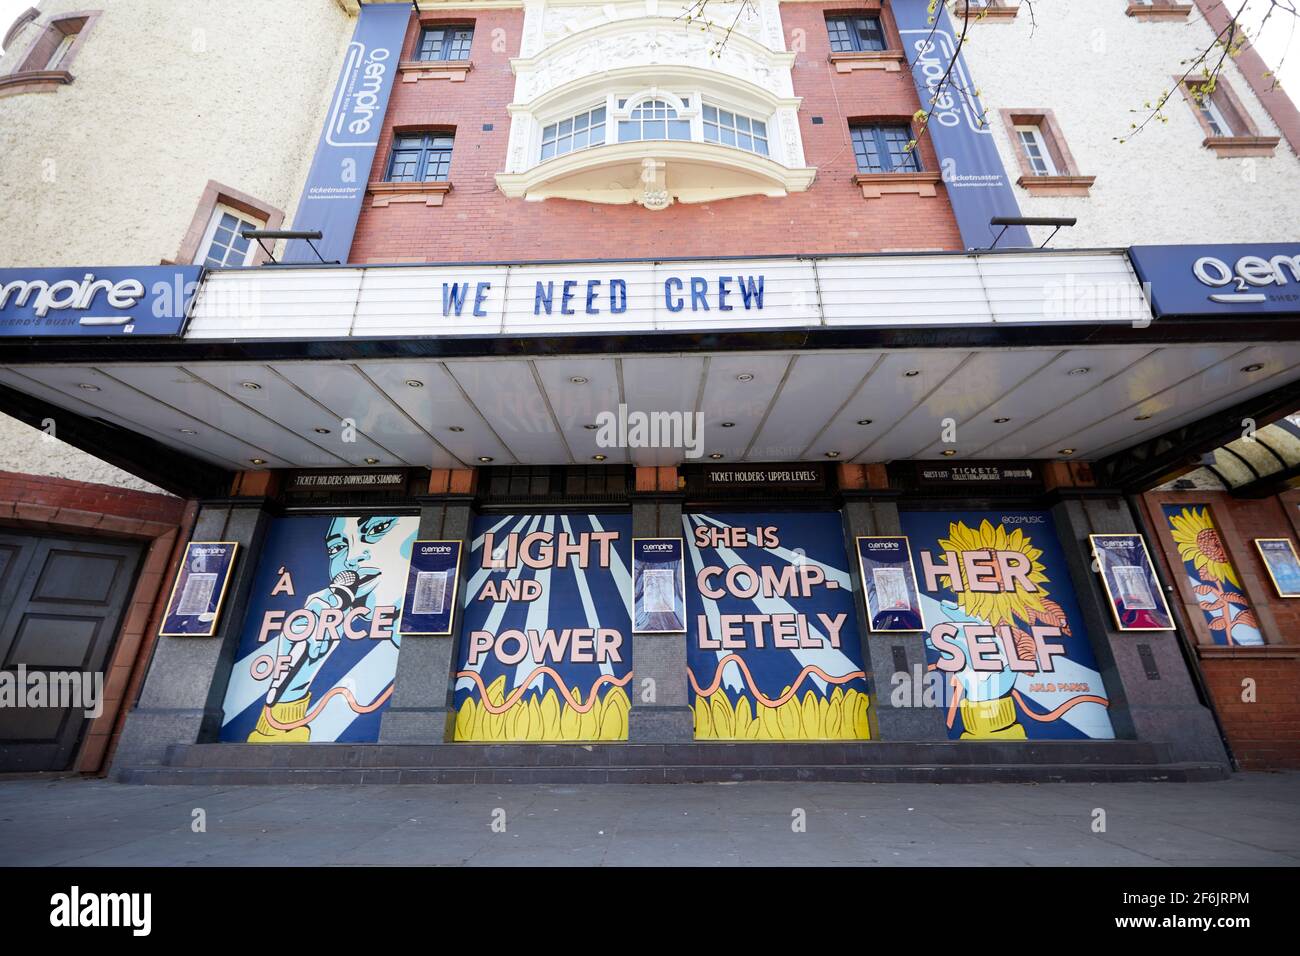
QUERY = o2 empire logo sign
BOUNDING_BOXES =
[1129,244,1300,317]
[1193,250,1300,304]
[0,266,201,338]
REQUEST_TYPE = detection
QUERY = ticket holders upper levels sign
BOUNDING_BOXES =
[454,513,633,741]
[684,512,871,741]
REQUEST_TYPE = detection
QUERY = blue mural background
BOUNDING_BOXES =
[684,511,870,740]
[900,509,1114,740]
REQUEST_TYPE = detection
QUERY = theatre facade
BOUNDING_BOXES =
[1,0,1298,781]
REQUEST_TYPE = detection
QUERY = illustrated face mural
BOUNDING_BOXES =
[684,512,871,741]
[220,514,418,743]
[1162,504,1262,646]
[900,510,1114,741]
[453,513,633,741]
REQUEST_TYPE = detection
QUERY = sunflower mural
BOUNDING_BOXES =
[901,510,1115,741]
[452,513,634,741]
[1162,505,1262,646]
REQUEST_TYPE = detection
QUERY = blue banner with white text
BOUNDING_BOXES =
[893,1,1029,250]
[284,3,411,264]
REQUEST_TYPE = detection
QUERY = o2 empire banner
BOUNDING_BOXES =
[284,2,410,265]
[856,536,925,633]
[220,515,418,743]
[453,514,634,742]
[684,512,871,741]
[893,0,1030,250]
[900,510,1115,741]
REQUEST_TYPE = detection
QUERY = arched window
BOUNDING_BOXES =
[617,98,692,143]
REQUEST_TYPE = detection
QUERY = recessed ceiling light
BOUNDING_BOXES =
[1241,363,1264,373]
[993,417,1011,424]
[720,422,736,428]
[583,423,598,430]
[941,449,957,457]
[1134,414,1151,421]
[709,453,724,459]
[78,383,100,391]
[857,419,873,426]
[179,428,197,435]
[449,426,465,433]
[478,456,494,463]
[249,458,266,465]
[364,457,379,464]
[240,381,261,390]
[824,451,841,458]
[570,376,588,385]
[405,379,424,388]
[592,454,607,461]
[736,373,754,382]
[1067,367,1090,377]
[1059,448,1077,456]
[314,427,330,434]
[903,370,920,378]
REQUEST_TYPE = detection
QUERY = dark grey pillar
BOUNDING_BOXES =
[1051,494,1229,766]
[627,492,694,742]
[113,498,272,773]
[378,495,474,743]
[841,493,949,741]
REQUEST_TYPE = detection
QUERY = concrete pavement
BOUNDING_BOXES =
[1,772,1297,866]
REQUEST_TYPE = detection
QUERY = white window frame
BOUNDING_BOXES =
[1198,94,1234,137]
[45,31,77,71]
[1015,124,1058,176]
[193,203,264,268]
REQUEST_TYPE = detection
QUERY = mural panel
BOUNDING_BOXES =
[684,511,871,740]
[900,510,1115,740]
[220,515,417,743]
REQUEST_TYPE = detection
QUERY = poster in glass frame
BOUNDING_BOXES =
[1089,533,1175,632]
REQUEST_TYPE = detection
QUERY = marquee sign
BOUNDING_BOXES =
[1129,243,1300,317]
[184,252,1153,339]
[0,266,200,337]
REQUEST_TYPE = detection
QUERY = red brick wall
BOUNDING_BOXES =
[1142,489,1300,769]
[348,4,963,264]
[1201,658,1300,769]
[0,471,192,774]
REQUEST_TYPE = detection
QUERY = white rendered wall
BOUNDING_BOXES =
[0,0,354,491]
[956,2,1300,246]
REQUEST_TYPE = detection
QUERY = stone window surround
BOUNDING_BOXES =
[999,108,1097,196]
[170,181,285,267]
[1126,1,1193,21]
[1177,75,1281,157]
[400,16,475,83]
[950,1,1021,21]
[0,9,101,98]
[825,2,908,73]
[848,114,943,199]
[369,127,456,207]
